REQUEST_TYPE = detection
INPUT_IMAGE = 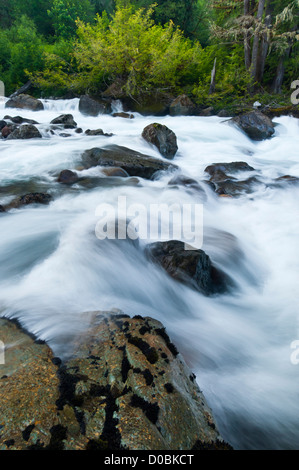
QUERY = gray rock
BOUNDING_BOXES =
[50,114,77,129]
[3,115,39,125]
[6,124,42,140]
[142,123,178,159]
[146,240,229,296]
[169,95,196,116]
[5,94,44,112]
[57,170,79,185]
[0,315,232,451]
[231,111,275,141]
[79,95,112,116]
[82,145,178,179]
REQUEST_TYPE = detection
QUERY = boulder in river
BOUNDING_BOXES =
[82,145,178,180]
[79,95,112,116]
[0,120,7,130]
[204,161,261,196]
[50,114,77,129]
[6,124,42,140]
[146,240,229,296]
[85,129,113,137]
[142,123,178,159]
[169,95,196,116]
[0,315,232,450]
[3,115,39,125]
[57,170,79,185]
[5,94,44,112]
[112,112,134,119]
[6,192,52,210]
[230,110,275,141]
[0,318,61,450]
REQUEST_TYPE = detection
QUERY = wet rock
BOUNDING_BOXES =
[59,133,72,138]
[0,205,5,212]
[230,111,275,141]
[169,95,196,116]
[6,192,52,210]
[57,170,79,185]
[58,313,227,450]
[85,129,113,137]
[146,240,229,296]
[3,115,39,125]
[0,120,7,130]
[205,162,255,177]
[1,126,12,138]
[142,123,178,159]
[6,124,42,140]
[0,315,232,451]
[197,107,215,117]
[168,174,206,200]
[112,112,134,119]
[81,145,178,180]
[204,162,261,196]
[75,128,83,134]
[79,95,112,116]
[50,114,77,129]
[102,167,130,177]
[5,94,44,112]
[0,319,61,450]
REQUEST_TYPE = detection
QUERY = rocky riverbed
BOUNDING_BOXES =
[0,94,299,450]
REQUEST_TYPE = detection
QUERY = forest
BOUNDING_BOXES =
[0,0,298,109]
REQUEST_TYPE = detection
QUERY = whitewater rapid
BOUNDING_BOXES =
[0,98,299,449]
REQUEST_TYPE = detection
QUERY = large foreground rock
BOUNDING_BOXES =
[82,145,178,179]
[0,319,61,450]
[230,111,275,141]
[0,315,232,450]
[142,123,178,159]
[5,94,44,112]
[146,240,229,296]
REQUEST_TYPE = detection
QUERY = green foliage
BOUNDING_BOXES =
[0,15,46,95]
[48,0,95,38]
[33,5,203,97]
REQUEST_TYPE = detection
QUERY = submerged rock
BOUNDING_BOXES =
[146,240,229,296]
[0,315,231,450]
[81,145,178,180]
[6,192,52,210]
[85,129,113,137]
[5,94,44,112]
[112,112,134,119]
[230,111,275,141]
[6,124,42,140]
[142,123,178,159]
[57,170,79,185]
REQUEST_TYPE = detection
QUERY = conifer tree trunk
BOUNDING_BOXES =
[250,0,266,87]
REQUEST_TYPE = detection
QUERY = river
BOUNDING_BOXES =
[0,98,299,450]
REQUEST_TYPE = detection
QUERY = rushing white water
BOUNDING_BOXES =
[0,97,299,450]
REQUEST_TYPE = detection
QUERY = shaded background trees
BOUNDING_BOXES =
[0,0,297,104]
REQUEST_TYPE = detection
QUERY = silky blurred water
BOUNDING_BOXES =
[0,98,299,449]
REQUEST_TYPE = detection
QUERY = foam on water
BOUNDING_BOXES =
[0,99,299,449]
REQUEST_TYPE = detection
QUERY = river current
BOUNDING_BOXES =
[0,98,299,449]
